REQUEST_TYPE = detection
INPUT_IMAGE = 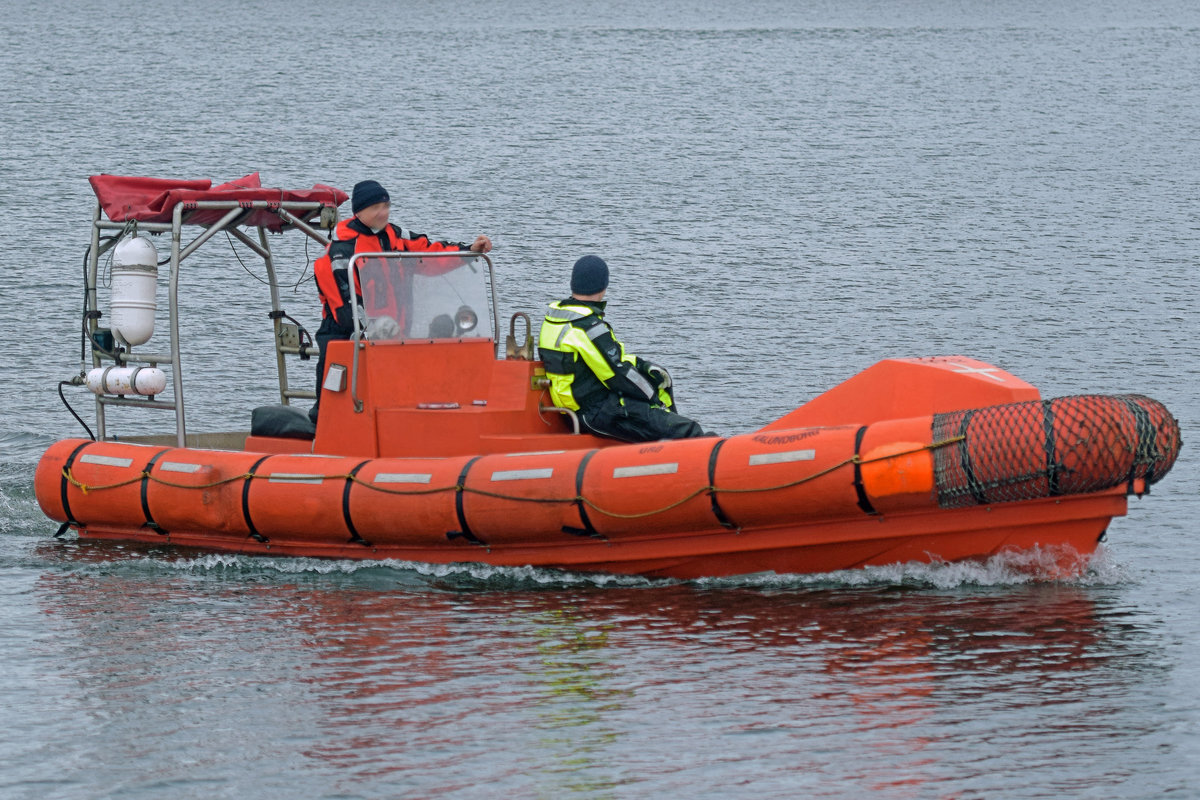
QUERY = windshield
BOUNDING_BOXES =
[351,252,494,342]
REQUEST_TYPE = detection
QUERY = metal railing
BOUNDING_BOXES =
[85,198,335,446]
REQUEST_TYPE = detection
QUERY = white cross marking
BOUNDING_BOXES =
[951,364,1008,383]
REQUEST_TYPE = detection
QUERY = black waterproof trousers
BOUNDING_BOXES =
[578,394,708,443]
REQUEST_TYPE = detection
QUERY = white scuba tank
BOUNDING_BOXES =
[110,236,158,346]
[86,366,167,396]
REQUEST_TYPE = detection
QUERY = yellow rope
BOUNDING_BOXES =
[62,435,965,520]
[63,469,255,494]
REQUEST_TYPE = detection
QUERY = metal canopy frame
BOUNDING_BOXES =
[85,199,336,446]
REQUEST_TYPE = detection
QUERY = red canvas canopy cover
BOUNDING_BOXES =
[89,173,348,230]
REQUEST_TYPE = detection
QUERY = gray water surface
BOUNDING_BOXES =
[1,0,1198,797]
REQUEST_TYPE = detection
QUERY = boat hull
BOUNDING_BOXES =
[65,489,1121,579]
[36,395,1150,579]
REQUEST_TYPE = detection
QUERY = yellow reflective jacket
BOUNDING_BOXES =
[537,299,665,411]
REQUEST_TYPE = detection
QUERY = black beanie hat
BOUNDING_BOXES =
[571,255,609,295]
[351,180,390,214]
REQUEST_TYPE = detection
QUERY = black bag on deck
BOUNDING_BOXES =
[250,404,316,440]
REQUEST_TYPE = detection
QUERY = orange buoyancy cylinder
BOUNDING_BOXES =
[36,440,369,542]
[1049,394,1180,494]
[713,426,866,528]
[459,449,591,545]
[857,416,938,514]
[36,439,165,531]
[580,437,728,539]
[952,401,1055,505]
[931,394,1182,508]
[243,453,369,542]
[143,447,258,536]
[346,455,472,546]
[35,438,92,523]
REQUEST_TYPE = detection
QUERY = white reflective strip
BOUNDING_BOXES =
[491,468,554,482]
[748,449,817,466]
[505,450,566,457]
[547,306,588,321]
[585,323,607,340]
[626,369,655,399]
[613,462,679,479]
[79,454,133,468]
[159,461,203,473]
[554,324,571,348]
[950,364,1008,383]
[267,473,324,484]
[374,473,433,484]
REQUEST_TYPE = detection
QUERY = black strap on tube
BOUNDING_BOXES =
[957,411,987,505]
[1041,400,1061,497]
[1123,397,1156,494]
[56,440,92,537]
[707,438,736,529]
[447,456,486,546]
[562,449,605,539]
[343,460,372,546]
[242,455,271,543]
[139,448,171,535]
[852,426,878,515]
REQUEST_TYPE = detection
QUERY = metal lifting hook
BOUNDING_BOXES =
[506,312,535,360]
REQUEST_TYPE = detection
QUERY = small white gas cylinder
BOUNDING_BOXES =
[110,236,158,346]
[86,366,167,396]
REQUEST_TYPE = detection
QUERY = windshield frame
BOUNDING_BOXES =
[347,251,499,345]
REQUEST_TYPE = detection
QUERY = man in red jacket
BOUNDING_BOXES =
[310,180,492,422]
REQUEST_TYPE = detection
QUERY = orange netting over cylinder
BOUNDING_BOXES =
[931,395,1181,509]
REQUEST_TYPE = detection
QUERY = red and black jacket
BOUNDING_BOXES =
[314,217,465,335]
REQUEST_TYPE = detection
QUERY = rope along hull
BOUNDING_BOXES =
[35,395,1179,579]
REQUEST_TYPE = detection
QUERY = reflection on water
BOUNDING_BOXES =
[21,542,1176,798]
[528,607,624,796]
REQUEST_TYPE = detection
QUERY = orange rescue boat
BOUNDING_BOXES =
[34,175,1182,579]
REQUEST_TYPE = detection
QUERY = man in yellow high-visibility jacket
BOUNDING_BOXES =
[537,255,707,442]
